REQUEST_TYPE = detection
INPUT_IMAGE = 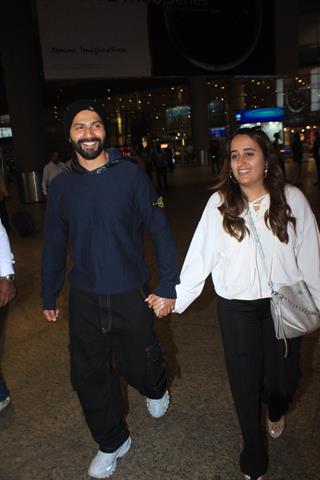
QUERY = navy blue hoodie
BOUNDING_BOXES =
[41,149,179,309]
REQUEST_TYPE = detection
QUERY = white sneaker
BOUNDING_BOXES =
[0,396,10,413]
[146,390,170,418]
[88,437,131,479]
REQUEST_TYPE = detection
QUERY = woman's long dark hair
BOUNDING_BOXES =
[214,127,296,243]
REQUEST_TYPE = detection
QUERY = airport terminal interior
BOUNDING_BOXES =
[0,157,320,480]
[1,1,320,479]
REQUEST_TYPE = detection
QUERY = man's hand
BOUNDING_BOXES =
[0,279,16,307]
[42,309,60,322]
[145,294,175,319]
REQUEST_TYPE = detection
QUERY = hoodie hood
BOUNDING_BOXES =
[70,147,123,174]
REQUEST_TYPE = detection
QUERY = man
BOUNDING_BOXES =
[272,132,285,177]
[41,151,66,197]
[151,144,168,193]
[0,219,16,412]
[41,100,178,479]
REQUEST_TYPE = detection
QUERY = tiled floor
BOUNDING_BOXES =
[1,157,320,479]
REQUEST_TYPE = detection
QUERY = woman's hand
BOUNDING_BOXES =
[145,294,176,318]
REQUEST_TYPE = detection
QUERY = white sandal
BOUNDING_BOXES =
[266,414,286,438]
[243,475,265,480]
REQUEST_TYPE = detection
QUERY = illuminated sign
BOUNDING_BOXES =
[209,128,226,138]
[236,107,285,123]
[166,106,191,118]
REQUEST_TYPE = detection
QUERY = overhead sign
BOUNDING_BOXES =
[36,0,151,79]
[311,67,320,112]
[36,0,297,79]
[236,107,285,123]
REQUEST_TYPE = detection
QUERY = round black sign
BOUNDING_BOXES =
[163,0,263,71]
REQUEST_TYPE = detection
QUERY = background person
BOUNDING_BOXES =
[272,131,286,177]
[41,100,179,479]
[147,127,320,480]
[41,151,66,197]
[163,146,174,172]
[151,144,168,192]
[141,146,154,181]
[291,132,303,186]
[0,218,16,412]
[312,130,320,185]
[0,173,11,232]
[209,139,221,175]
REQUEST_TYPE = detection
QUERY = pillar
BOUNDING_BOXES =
[0,0,47,202]
[189,77,209,164]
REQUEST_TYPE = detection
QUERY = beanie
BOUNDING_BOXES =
[63,99,106,137]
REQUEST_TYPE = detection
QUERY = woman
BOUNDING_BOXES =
[291,132,303,185]
[147,127,320,479]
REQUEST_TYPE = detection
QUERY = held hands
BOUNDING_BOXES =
[43,294,175,322]
[43,296,174,322]
[42,309,60,322]
[145,294,176,318]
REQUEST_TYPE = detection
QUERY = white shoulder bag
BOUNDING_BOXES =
[246,207,320,357]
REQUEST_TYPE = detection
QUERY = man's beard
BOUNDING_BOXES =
[72,137,105,160]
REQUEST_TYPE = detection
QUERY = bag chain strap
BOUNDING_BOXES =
[273,290,320,316]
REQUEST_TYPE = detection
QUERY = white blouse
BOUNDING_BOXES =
[175,185,320,313]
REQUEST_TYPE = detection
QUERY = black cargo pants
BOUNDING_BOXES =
[69,286,167,453]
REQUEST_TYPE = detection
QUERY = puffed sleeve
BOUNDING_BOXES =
[175,194,220,313]
[293,189,320,310]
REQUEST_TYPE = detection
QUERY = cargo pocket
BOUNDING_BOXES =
[145,341,167,396]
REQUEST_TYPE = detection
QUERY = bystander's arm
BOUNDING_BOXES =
[0,220,15,307]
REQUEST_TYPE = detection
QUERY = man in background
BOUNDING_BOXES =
[41,151,66,198]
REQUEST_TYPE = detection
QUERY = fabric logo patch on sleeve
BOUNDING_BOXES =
[152,196,164,208]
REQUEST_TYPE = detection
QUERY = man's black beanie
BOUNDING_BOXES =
[63,99,106,138]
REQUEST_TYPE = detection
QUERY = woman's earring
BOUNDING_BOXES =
[264,163,268,179]
[229,170,238,184]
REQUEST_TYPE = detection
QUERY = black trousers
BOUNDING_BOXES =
[69,286,167,453]
[156,167,168,191]
[217,296,301,480]
[0,305,9,376]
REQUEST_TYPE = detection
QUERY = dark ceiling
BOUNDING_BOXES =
[0,0,320,115]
